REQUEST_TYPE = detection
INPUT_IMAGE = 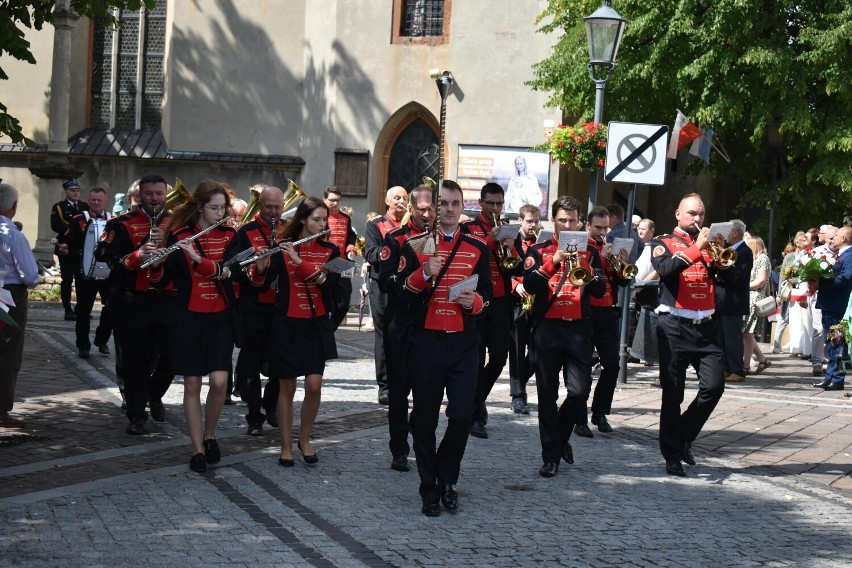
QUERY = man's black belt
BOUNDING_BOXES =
[661,312,714,326]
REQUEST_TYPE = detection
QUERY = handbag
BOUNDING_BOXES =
[754,295,776,317]
[778,280,793,301]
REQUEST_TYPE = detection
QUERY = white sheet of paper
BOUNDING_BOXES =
[708,222,733,242]
[0,287,15,308]
[323,257,357,274]
[558,231,588,252]
[535,230,553,244]
[447,274,478,302]
[496,224,520,241]
[611,237,633,256]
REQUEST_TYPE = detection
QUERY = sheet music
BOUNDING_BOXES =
[224,247,256,268]
[448,274,478,302]
[496,224,520,241]
[611,237,633,256]
[323,257,357,274]
[0,287,15,308]
[535,230,553,244]
[708,222,733,242]
[557,231,588,252]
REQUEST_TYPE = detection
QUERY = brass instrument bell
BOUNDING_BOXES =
[240,184,264,225]
[565,244,594,287]
[607,252,639,279]
[355,235,366,256]
[164,177,190,211]
[708,242,737,268]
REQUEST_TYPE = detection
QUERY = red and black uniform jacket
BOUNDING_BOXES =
[327,210,357,259]
[150,224,237,313]
[96,207,173,294]
[225,214,277,305]
[364,214,402,281]
[461,213,522,299]
[247,237,341,319]
[510,231,538,301]
[587,237,631,308]
[522,236,605,320]
[650,227,734,311]
[61,210,111,273]
[395,231,492,333]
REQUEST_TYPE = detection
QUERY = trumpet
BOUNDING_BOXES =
[607,251,638,279]
[693,223,737,268]
[140,217,229,269]
[355,235,366,256]
[521,293,536,312]
[239,229,332,267]
[565,244,595,287]
[492,212,520,270]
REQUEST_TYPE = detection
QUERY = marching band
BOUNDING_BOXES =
[79,171,748,515]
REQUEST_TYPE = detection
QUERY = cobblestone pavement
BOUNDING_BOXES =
[1,302,851,567]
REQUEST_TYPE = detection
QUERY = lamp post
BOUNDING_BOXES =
[766,123,783,266]
[584,0,627,213]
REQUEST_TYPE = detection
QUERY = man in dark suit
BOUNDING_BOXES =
[713,220,753,382]
[813,226,852,391]
[51,180,90,320]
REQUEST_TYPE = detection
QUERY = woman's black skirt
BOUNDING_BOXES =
[172,309,235,376]
[268,316,336,377]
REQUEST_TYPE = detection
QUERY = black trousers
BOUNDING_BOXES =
[58,253,78,312]
[332,278,353,329]
[409,328,478,503]
[589,306,620,417]
[472,295,512,422]
[657,313,725,460]
[508,304,533,399]
[384,304,413,458]
[0,284,28,415]
[239,300,279,427]
[74,276,112,351]
[368,278,388,394]
[533,318,592,463]
[718,313,747,376]
[114,292,176,423]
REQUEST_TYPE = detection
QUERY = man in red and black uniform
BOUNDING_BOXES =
[96,174,175,435]
[364,186,409,404]
[523,196,605,478]
[462,182,521,439]
[577,206,632,436]
[51,180,89,320]
[508,204,541,415]
[395,180,492,517]
[323,186,357,328]
[651,193,734,476]
[378,184,433,473]
[225,186,284,436]
[60,187,113,359]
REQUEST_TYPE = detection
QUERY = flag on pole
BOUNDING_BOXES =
[667,110,703,159]
[689,127,714,164]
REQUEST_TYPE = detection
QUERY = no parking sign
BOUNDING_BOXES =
[604,122,669,186]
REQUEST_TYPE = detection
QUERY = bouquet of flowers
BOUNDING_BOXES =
[536,122,607,172]
[797,255,836,282]
[781,262,800,283]
[827,320,849,346]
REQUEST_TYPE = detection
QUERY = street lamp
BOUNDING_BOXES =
[584,0,627,212]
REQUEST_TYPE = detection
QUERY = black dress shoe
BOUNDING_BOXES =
[265,408,279,428]
[378,390,390,405]
[203,438,221,464]
[95,343,110,355]
[78,349,90,359]
[470,419,488,439]
[190,453,207,473]
[64,311,76,321]
[813,380,831,389]
[125,419,146,435]
[561,442,574,465]
[247,424,263,436]
[223,396,234,406]
[149,399,165,422]
[666,459,686,476]
[511,397,530,414]
[421,501,441,517]
[538,462,559,478]
[278,457,294,467]
[298,441,318,464]
[591,413,613,433]
[574,423,594,438]
[440,483,459,512]
[824,382,845,391]
[391,454,410,472]
[682,442,696,466]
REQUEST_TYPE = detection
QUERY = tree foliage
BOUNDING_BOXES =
[530,0,852,239]
[0,0,153,145]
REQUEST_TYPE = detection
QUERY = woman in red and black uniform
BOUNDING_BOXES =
[248,196,340,467]
[150,180,237,473]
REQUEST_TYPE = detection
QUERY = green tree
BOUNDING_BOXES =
[530,0,852,243]
[0,0,153,145]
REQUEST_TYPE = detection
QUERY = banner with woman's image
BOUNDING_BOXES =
[457,145,550,218]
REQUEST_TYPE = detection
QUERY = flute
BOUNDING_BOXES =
[239,229,331,267]
[140,217,229,269]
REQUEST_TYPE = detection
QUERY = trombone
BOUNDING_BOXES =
[492,212,520,270]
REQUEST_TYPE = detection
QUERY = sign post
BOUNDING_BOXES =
[604,122,668,384]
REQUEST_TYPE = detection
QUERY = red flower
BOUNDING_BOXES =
[597,159,605,167]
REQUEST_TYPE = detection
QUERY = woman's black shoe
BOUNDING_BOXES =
[190,453,207,473]
[297,441,318,464]
[278,457,295,467]
[203,438,221,464]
